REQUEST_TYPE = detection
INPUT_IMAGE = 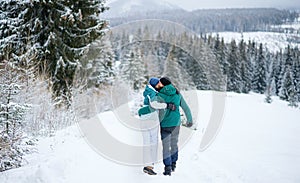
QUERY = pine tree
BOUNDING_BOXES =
[279,67,298,106]
[272,51,282,95]
[279,45,293,94]
[219,38,228,76]
[163,44,195,90]
[0,60,31,172]
[163,45,183,87]
[82,37,116,88]
[143,54,161,79]
[246,40,256,91]
[265,88,272,104]
[213,35,228,76]
[292,48,300,103]
[121,47,146,91]
[5,0,109,107]
[190,37,210,90]
[239,39,251,93]
[95,38,116,87]
[252,43,267,94]
[278,45,294,101]
[227,39,242,93]
[265,77,276,104]
[0,0,31,68]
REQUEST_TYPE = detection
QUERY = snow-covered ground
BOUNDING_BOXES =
[1,91,300,183]
[271,19,300,30]
[272,23,300,30]
[210,31,300,53]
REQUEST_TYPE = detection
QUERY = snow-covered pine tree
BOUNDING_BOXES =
[0,60,31,172]
[139,39,168,80]
[0,4,43,170]
[265,77,276,104]
[272,51,282,95]
[265,87,272,104]
[143,54,161,79]
[0,0,31,68]
[173,34,197,90]
[95,38,116,87]
[121,47,146,91]
[279,66,298,107]
[252,43,267,94]
[291,47,300,103]
[16,0,109,107]
[163,44,191,90]
[52,57,70,107]
[190,37,210,90]
[278,45,294,101]
[227,39,242,93]
[155,33,170,75]
[81,37,116,89]
[239,39,251,93]
[246,40,256,91]
[214,35,228,76]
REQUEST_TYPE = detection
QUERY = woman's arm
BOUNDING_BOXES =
[147,95,167,109]
[147,95,177,110]
[138,105,155,116]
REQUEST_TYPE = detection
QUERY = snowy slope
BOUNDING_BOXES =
[1,91,300,183]
[210,31,300,53]
[103,0,181,18]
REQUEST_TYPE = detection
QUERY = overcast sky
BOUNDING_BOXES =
[164,0,300,10]
[108,0,300,11]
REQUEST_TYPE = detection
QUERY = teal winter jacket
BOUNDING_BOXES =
[138,84,193,128]
[143,85,157,105]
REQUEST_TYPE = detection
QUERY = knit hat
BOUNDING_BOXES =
[160,77,172,86]
[149,77,159,88]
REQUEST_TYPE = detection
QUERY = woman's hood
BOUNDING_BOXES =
[143,85,157,97]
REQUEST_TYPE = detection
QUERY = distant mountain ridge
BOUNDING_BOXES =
[105,8,299,34]
[103,0,182,18]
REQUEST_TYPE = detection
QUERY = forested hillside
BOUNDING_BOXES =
[107,8,299,33]
[105,23,300,107]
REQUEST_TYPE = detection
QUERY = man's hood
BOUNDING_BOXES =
[159,84,176,96]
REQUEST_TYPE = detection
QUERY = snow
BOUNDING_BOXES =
[271,22,300,30]
[1,91,300,183]
[210,31,300,53]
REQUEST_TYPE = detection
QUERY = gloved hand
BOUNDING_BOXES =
[166,103,176,111]
[186,122,193,127]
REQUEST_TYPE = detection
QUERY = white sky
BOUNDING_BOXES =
[107,0,300,11]
[165,0,299,10]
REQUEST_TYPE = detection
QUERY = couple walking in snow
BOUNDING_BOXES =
[138,77,193,176]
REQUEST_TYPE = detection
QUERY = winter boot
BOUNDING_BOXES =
[171,162,176,172]
[143,166,157,175]
[163,166,172,176]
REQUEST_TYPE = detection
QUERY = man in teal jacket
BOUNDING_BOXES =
[140,77,177,176]
[138,77,193,176]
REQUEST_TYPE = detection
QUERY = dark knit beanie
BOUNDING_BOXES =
[160,77,172,86]
[149,77,159,88]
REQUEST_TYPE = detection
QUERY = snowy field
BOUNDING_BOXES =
[210,31,300,53]
[0,91,300,183]
[272,23,300,30]
[271,19,300,30]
